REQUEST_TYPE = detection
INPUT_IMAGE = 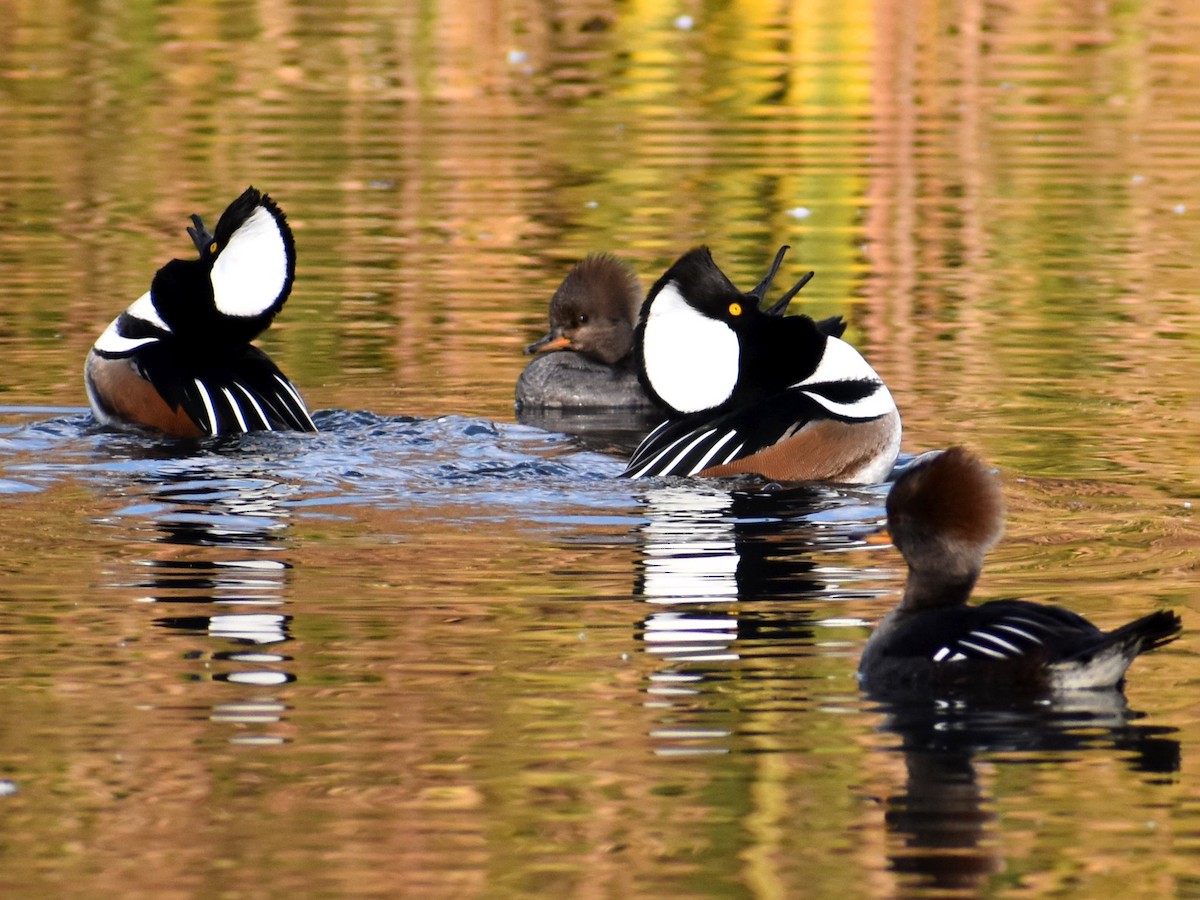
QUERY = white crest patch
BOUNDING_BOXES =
[210,205,290,318]
[641,282,739,414]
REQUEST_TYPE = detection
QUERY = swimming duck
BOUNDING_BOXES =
[84,187,316,437]
[858,447,1181,694]
[622,246,899,481]
[516,253,653,410]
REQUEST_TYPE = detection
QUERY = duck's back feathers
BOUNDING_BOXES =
[622,389,899,481]
[136,343,316,435]
[86,343,316,438]
[516,350,654,410]
[861,601,1181,693]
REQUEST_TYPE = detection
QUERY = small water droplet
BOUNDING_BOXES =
[787,206,812,219]
[674,15,694,30]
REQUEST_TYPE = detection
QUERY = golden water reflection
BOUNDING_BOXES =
[0,0,1198,896]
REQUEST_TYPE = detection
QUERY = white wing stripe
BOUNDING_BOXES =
[192,379,217,435]
[220,387,249,432]
[993,623,1044,645]
[230,382,272,430]
[956,639,1007,660]
[691,430,740,472]
[720,442,745,465]
[626,428,704,478]
[967,629,1022,655]
[272,374,316,429]
[1002,615,1049,630]
[662,428,719,476]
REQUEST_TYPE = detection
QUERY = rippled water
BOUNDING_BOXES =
[1,1,1199,897]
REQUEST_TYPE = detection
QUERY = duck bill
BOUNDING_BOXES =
[865,527,893,546]
[525,331,572,355]
[749,245,790,305]
[763,270,815,316]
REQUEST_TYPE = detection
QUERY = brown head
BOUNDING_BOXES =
[525,253,642,365]
[886,447,1006,610]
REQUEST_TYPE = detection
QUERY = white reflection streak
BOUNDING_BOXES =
[209,613,289,644]
[640,484,740,605]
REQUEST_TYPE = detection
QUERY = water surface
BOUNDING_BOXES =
[1,1,1198,897]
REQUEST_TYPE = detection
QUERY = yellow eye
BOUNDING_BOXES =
[728,302,743,317]
[209,241,218,254]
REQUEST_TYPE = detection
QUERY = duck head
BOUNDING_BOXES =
[635,246,827,415]
[525,253,643,365]
[886,448,1006,610]
[148,187,296,350]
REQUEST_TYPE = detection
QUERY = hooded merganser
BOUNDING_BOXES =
[516,253,655,410]
[622,246,899,482]
[858,447,1182,694]
[84,187,316,438]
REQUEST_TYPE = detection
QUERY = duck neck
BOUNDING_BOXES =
[898,569,978,613]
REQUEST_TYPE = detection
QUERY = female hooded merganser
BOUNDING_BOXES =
[516,253,654,409]
[622,246,899,482]
[84,187,316,438]
[858,447,1181,694]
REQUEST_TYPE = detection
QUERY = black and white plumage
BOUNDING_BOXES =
[858,447,1182,695]
[85,187,316,437]
[622,246,899,482]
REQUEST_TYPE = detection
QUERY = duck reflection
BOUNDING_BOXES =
[515,405,660,458]
[869,691,1179,894]
[632,479,888,754]
[99,441,302,731]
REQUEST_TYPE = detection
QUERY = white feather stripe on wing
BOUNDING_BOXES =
[192,378,217,435]
[220,387,249,432]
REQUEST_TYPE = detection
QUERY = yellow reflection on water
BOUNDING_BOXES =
[0,0,1198,896]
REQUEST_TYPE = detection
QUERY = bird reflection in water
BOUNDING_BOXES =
[515,405,660,460]
[866,691,1179,895]
[631,478,889,756]
[101,444,302,739]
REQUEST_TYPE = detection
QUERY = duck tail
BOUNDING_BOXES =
[1106,610,1182,657]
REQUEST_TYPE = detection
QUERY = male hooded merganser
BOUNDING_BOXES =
[84,187,316,438]
[858,447,1181,694]
[516,253,654,409]
[622,246,899,481]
